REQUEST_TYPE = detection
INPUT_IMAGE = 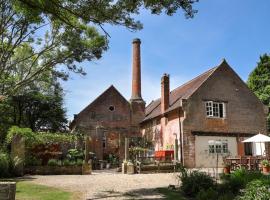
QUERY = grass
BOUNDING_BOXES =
[16,181,73,200]
[156,187,187,200]
[0,179,75,200]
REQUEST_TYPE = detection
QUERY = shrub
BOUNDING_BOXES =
[25,155,42,166]
[196,187,218,200]
[218,193,235,200]
[236,179,270,200]
[76,159,83,166]
[180,170,215,197]
[220,168,264,195]
[67,149,83,161]
[47,159,58,166]
[0,152,10,177]
[63,159,70,166]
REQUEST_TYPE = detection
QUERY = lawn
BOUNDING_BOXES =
[16,181,73,200]
[1,179,76,200]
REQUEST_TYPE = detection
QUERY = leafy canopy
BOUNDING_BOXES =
[247,54,270,132]
[5,126,77,147]
[0,0,198,96]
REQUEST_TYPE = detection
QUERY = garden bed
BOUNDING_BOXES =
[25,165,82,175]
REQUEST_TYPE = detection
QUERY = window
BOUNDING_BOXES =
[109,105,115,111]
[205,101,226,118]
[208,140,228,154]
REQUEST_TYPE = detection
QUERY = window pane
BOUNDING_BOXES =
[206,101,213,117]
[213,103,219,117]
[209,145,215,153]
[222,143,228,153]
[215,144,222,153]
[219,103,223,118]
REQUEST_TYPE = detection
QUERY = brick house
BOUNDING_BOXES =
[141,59,268,168]
[70,39,145,160]
[70,38,268,167]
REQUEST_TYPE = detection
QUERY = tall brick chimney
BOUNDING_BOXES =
[131,38,142,101]
[130,38,145,129]
[161,73,170,113]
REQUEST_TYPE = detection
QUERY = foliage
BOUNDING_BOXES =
[236,179,270,200]
[180,170,215,197]
[0,152,10,178]
[104,153,119,165]
[67,149,83,162]
[47,159,59,166]
[6,126,77,147]
[261,159,270,167]
[247,54,270,132]
[219,169,265,195]
[63,159,71,166]
[196,187,218,200]
[0,80,68,134]
[76,159,83,166]
[0,0,198,96]
[25,155,42,166]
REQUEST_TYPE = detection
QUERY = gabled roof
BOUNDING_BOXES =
[143,60,229,122]
[70,85,129,129]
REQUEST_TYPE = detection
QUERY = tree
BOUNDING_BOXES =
[0,71,68,143]
[0,0,198,96]
[247,54,270,133]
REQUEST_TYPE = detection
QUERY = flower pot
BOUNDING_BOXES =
[106,163,111,169]
[262,166,270,173]
[223,166,231,174]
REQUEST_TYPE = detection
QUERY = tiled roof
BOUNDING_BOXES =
[143,63,222,122]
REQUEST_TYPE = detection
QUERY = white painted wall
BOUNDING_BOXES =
[195,136,238,168]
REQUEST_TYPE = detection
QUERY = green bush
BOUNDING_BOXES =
[67,149,83,162]
[196,187,218,200]
[218,193,235,200]
[0,152,10,177]
[76,159,83,166]
[63,159,70,166]
[25,155,42,166]
[180,170,215,197]
[236,179,270,200]
[47,159,58,166]
[220,168,264,195]
[62,159,76,166]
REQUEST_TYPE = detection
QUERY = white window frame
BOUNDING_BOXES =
[205,101,226,118]
[208,140,228,154]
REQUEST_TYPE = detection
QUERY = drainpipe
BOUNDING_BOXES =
[178,107,183,164]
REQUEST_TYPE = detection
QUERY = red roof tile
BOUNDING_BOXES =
[143,64,220,122]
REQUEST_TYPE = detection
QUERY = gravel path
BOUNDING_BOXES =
[27,170,180,200]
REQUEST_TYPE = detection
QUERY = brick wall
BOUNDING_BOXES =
[182,63,267,167]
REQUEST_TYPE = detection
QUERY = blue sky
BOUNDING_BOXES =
[62,0,270,120]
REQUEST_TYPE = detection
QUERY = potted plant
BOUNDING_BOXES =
[261,160,270,173]
[223,162,231,174]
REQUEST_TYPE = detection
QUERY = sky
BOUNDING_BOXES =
[61,0,270,121]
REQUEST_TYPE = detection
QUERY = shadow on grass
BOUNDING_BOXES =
[87,187,185,200]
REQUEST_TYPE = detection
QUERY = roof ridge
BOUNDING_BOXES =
[170,65,219,94]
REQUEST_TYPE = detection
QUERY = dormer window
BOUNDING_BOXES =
[205,101,226,118]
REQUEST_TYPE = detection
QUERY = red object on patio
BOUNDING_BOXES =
[155,150,174,161]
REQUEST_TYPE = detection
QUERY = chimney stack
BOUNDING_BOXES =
[161,73,170,113]
[131,38,142,101]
